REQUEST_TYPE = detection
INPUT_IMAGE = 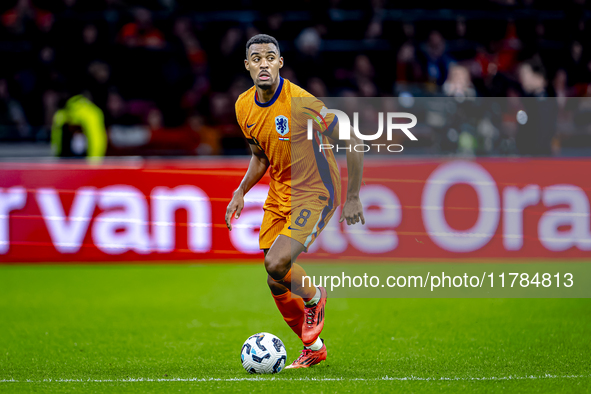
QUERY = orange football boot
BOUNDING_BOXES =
[301,286,327,346]
[285,340,327,369]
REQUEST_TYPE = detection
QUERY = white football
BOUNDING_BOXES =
[240,332,287,374]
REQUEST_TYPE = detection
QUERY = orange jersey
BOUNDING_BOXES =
[235,77,341,210]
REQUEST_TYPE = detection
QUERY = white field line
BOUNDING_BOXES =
[0,374,589,383]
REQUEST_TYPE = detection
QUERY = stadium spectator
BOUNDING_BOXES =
[293,27,327,84]
[0,79,29,140]
[552,69,572,104]
[307,77,328,98]
[118,7,165,49]
[494,21,521,74]
[220,27,244,58]
[421,31,454,86]
[396,42,424,85]
[516,58,557,156]
[353,55,379,96]
[280,66,300,86]
[448,17,474,61]
[78,24,109,69]
[443,65,476,99]
[51,93,107,159]
[144,107,201,155]
[519,57,548,97]
[296,27,321,57]
[258,12,289,41]
[354,55,375,81]
[565,41,588,89]
[173,17,207,73]
[188,114,220,155]
[86,61,112,111]
[365,2,384,40]
[1,0,52,37]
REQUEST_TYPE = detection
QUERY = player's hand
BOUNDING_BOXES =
[225,190,245,231]
[339,196,365,226]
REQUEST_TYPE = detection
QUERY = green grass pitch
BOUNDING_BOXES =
[0,263,590,393]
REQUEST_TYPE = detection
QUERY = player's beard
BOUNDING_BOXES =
[256,77,274,90]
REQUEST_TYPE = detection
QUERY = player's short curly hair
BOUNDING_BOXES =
[245,34,280,59]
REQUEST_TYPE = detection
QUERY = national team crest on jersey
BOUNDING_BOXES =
[275,115,289,136]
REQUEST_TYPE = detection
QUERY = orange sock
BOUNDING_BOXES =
[272,291,304,339]
[274,263,317,301]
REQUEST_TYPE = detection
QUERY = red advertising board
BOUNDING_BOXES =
[1,158,590,262]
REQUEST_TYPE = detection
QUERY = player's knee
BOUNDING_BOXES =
[266,275,277,289]
[264,253,289,280]
[266,275,286,294]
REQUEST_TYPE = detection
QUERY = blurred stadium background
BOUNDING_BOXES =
[1,2,590,391]
[2,0,591,157]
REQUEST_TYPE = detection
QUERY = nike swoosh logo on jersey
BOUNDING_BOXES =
[247,123,256,128]
[287,226,300,231]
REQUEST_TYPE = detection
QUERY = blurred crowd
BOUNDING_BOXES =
[1,0,591,156]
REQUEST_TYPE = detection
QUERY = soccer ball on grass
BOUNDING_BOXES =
[240,332,287,374]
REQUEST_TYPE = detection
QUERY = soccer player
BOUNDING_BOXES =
[225,34,364,369]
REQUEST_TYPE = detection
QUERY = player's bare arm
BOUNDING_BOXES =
[225,143,269,230]
[327,126,365,226]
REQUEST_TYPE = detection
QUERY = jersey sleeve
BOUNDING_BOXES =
[292,95,338,139]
